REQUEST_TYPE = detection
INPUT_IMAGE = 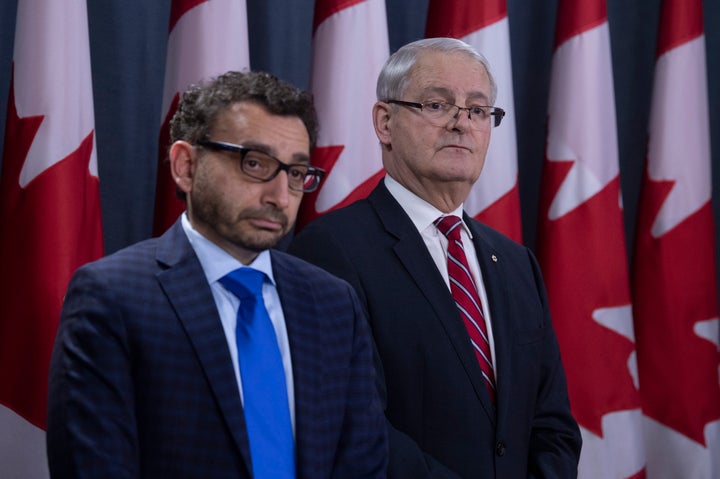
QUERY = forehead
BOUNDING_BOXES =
[406,50,491,101]
[213,102,310,152]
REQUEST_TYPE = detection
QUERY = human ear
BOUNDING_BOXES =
[372,101,392,146]
[168,140,195,195]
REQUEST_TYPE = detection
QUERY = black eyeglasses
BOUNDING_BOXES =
[196,140,325,193]
[386,100,505,129]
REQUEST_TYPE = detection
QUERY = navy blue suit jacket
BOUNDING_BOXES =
[47,220,387,478]
[289,181,581,478]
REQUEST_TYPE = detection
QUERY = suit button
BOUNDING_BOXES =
[496,441,506,457]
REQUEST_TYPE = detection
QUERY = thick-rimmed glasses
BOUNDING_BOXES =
[386,99,505,129]
[196,140,325,193]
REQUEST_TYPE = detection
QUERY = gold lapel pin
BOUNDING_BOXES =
[491,254,498,263]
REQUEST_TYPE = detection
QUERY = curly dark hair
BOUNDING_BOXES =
[167,70,318,202]
[170,70,318,148]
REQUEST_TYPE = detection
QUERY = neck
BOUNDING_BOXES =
[392,175,470,213]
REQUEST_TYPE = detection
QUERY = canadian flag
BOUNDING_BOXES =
[153,0,250,235]
[536,1,646,477]
[424,0,521,242]
[296,0,389,230]
[632,0,720,477]
[0,0,103,477]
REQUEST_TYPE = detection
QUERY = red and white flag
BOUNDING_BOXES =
[296,0,389,229]
[0,0,103,476]
[425,0,521,242]
[153,0,250,235]
[536,1,645,477]
[632,0,720,476]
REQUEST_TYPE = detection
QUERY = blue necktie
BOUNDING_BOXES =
[220,268,295,478]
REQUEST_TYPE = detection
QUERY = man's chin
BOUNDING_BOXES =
[239,230,287,252]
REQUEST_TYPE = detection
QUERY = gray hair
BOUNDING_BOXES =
[376,37,497,105]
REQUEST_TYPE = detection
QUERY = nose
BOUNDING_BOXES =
[449,106,472,131]
[262,170,291,208]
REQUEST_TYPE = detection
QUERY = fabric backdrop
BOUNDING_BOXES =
[1,1,719,478]
[0,0,718,264]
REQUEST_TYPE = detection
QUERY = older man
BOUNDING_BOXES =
[290,38,581,478]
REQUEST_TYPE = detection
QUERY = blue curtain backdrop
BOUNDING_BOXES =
[1,0,719,275]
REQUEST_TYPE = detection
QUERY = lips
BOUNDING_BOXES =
[441,144,472,152]
[248,217,286,231]
[244,209,289,230]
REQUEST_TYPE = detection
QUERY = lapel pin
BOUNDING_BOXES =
[491,254,498,263]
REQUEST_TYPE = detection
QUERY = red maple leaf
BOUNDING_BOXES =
[295,144,384,231]
[0,76,103,429]
[536,159,640,436]
[632,170,720,445]
[473,181,522,243]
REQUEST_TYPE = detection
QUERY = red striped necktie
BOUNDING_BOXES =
[435,215,496,403]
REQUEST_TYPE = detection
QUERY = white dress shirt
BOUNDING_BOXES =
[181,213,296,433]
[384,175,497,371]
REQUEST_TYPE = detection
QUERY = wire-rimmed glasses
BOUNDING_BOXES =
[387,99,505,129]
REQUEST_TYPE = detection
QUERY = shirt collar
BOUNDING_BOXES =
[181,213,276,285]
[384,174,471,237]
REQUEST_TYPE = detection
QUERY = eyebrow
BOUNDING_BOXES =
[419,86,489,104]
[239,140,310,165]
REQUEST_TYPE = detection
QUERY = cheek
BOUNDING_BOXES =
[402,129,434,157]
[287,192,303,213]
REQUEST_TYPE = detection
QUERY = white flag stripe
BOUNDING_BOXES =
[161,0,249,119]
[546,23,619,220]
[578,410,647,478]
[310,0,388,210]
[692,318,720,352]
[14,0,96,186]
[643,416,720,479]
[0,406,48,478]
[647,36,711,237]
[462,18,518,217]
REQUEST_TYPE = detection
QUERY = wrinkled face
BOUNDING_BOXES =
[380,50,493,191]
[186,102,310,263]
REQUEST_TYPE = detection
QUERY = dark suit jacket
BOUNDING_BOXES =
[289,181,581,478]
[47,220,387,478]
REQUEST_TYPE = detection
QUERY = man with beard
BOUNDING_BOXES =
[47,71,387,479]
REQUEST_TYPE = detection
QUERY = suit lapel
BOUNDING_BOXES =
[369,185,496,420]
[154,222,252,473]
[465,216,515,417]
[270,252,325,477]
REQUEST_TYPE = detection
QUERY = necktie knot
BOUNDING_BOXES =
[220,268,266,301]
[435,215,463,242]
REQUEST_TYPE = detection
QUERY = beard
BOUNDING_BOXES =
[189,171,292,253]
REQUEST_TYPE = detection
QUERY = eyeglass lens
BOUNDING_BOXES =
[242,150,319,192]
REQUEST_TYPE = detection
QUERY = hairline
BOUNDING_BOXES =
[376,37,498,105]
